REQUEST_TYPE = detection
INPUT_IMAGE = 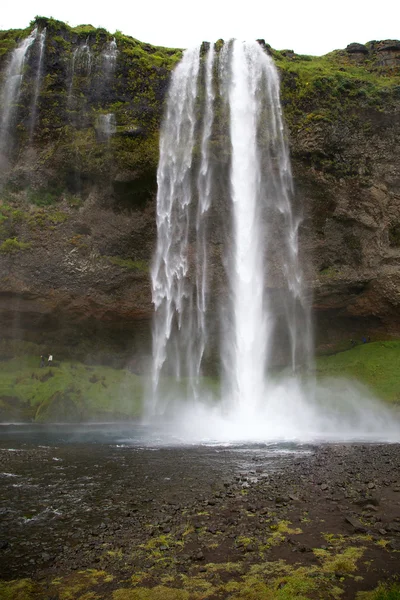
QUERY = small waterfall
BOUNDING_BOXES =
[96,113,116,142]
[29,28,47,140]
[149,40,312,422]
[68,38,92,105]
[0,28,37,167]
[102,38,118,74]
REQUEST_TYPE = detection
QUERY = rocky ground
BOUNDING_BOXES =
[0,440,399,599]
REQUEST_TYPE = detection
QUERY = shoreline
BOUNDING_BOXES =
[1,442,399,598]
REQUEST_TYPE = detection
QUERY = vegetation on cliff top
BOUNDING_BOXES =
[0,18,399,208]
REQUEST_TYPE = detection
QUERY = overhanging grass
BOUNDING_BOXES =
[316,341,400,403]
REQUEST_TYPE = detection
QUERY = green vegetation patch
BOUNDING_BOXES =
[107,257,149,272]
[316,341,400,403]
[0,355,144,422]
[0,237,31,253]
[357,582,400,600]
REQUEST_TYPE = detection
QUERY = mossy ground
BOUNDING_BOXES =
[0,354,144,422]
[0,544,397,599]
[0,340,398,422]
[315,341,400,404]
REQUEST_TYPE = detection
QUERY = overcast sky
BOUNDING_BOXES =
[1,0,399,56]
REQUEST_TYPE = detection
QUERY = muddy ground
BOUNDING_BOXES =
[0,438,399,599]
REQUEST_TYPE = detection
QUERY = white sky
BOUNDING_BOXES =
[1,0,399,56]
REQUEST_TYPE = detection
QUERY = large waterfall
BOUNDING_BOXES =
[150,40,312,418]
[149,40,399,442]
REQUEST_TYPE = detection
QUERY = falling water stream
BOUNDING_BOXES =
[0,28,37,168]
[149,40,399,442]
[151,41,311,411]
[29,28,47,140]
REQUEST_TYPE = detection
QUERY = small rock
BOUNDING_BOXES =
[345,516,367,533]
[367,482,376,490]
[386,522,400,533]
[388,539,400,551]
[321,484,328,491]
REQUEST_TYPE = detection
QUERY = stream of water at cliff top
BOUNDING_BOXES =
[0,28,37,170]
[149,40,399,443]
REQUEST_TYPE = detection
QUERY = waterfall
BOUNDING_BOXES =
[150,46,201,412]
[195,43,215,392]
[29,28,47,140]
[0,28,37,167]
[103,38,118,74]
[68,38,92,105]
[96,113,116,142]
[149,40,312,419]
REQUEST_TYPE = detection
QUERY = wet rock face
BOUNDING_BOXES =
[0,22,399,359]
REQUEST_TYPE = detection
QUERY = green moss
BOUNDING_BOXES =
[107,257,149,272]
[113,588,189,600]
[0,579,38,600]
[0,355,144,422]
[261,520,302,550]
[357,583,400,600]
[27,186,62,207]
[314,546,365,574]
[318,266,339,278]
[28,209,69,229]
[389,224,400,247]
[316,341,400,403]
[0,237,31,253]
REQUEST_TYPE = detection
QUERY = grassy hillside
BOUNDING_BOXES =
[0,356,144,422]
[316,341,400,404]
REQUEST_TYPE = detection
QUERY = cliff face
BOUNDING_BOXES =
[0,20,399,364]
[277,42,400,350]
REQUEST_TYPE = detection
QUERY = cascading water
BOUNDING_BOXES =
[149,46,201,413]
[103,38,118,73]
[150,41,310,413]
[223,41,313,412]
[148,40,399,441]
[0,28,37,169]
[68,39,92,105]
[29,28,47,140]
[96,113,116,142]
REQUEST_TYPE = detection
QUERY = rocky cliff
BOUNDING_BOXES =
[0,18,399,365]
